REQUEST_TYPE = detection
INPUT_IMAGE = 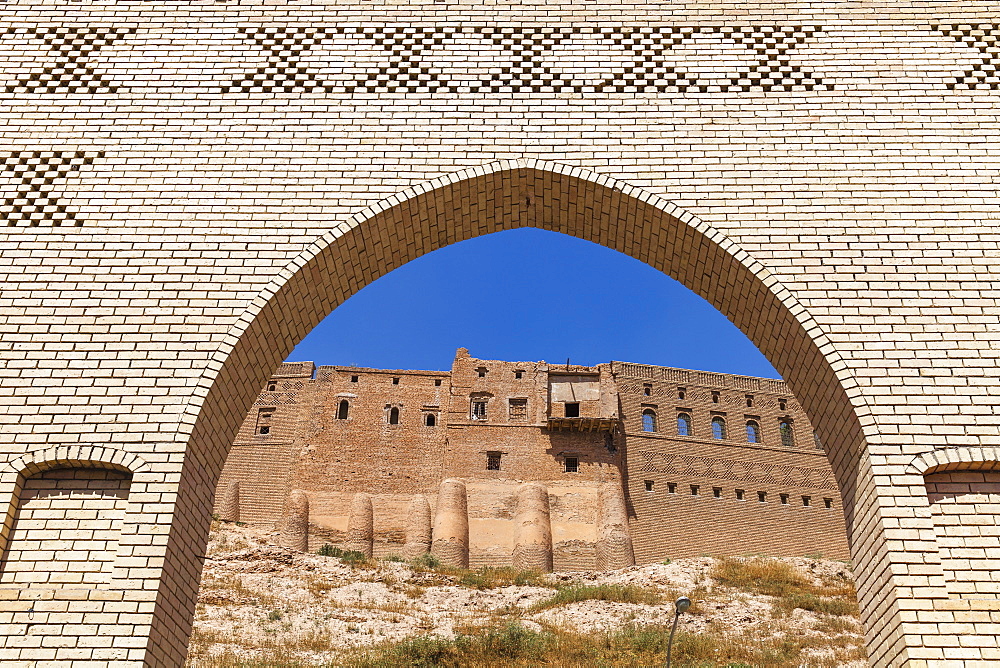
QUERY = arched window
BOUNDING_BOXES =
[779,420,794,447]
[677,413,691,436]
[337,400,349,420]
[642,409,657,432]
[712,416,727,440]
[425,413,436,427]
[745,420,760,443]
[388,406,400,425]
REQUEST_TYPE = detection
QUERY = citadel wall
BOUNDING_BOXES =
[215,350,849,567]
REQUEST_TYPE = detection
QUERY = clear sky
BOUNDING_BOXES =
[286,228,781,379]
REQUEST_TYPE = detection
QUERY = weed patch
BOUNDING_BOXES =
[529,583,662,611]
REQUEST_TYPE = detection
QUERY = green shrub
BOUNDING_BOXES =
[410,553,440,569]
[317,544,341,557]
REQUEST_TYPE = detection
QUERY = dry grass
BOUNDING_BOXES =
[408,558,557,590]
[529,583,663,611]
[711,557,859,617]
[338,619,866,668]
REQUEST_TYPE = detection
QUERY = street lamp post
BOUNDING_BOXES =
[665,596,691,668]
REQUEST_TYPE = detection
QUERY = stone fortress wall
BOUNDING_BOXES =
[215,349,849,568]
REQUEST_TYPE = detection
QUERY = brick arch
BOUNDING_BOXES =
[906,446,1000,476]
[159,159,898,665]
[0,445,150,479]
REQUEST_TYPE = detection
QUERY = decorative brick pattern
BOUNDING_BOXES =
[2,26,134,96]
[934,23,1000,90]
[0,151,103,226]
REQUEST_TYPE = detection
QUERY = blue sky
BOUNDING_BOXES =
[287,228,780,379]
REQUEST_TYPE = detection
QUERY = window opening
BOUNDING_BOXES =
[642,409,657,432]
[758,491,767,503]
[434,378,442,387]
[713,487,722,498]
[425,413,436,427]
[643,383,652,396]
[471,400,487,421]
[256,408,274,435]
[644,480,654,492]
[476,367,488,378]
[676,412,691,436]
[779,399,787,411]
[824,498,833,509]
[337,400,349,420]
[745,394,754,407]
[564,402,580,418]
[392,377,399,385]
[514,370,524,379]
[667,482,677,494]
[509,398,528,422]
[486,451,501,471]
[267,382,276,392]
[735,488,745,500]
[780,493,789,505]
[690,484,699,496]
[712,391,720,404]
[564,456,579,473]
[388,406,400,425]
[779,420,795,447]
[351,375,358,382]
[677,387,686,400]
[802,496,811,507]
[745,420,760,443]
[712,416,727,440]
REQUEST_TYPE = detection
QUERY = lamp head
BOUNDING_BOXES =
[675,596,691,613]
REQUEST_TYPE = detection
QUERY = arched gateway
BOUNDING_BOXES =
[2,3,1000,665]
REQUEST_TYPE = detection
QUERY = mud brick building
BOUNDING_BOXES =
[215,349,849,567]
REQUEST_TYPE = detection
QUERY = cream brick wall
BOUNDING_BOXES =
[3,0,1000,664]
[0,468,131,589]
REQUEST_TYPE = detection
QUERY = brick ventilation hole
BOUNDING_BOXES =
[3,26,135,95]
[1,150,104,227]
[934,23,1000,90]
[229,24,831,96]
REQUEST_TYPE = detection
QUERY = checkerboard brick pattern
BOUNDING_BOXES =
[2,1,1000,665]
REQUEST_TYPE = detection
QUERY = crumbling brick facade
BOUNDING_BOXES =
[216,350,849,567]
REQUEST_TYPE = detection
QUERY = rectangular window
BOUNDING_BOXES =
[780,493,789,505]
[758,491,767,503]
[564,456,579,473]
[564,402,580,418]
[824,498,833,509]
[434,378,442,387]
[713,487,722,498]
[802,496,811,507]
[487,451,502,471]
[256,408,274,435]
[350,375,359,382]
[690,484,699,496]
[515,370,524,379]
[668,482,677,494]
[471,401,487,420]
[644,480,654,492]
[392,377,400,385]
[735,488,745,500]
[509,398,528,422]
